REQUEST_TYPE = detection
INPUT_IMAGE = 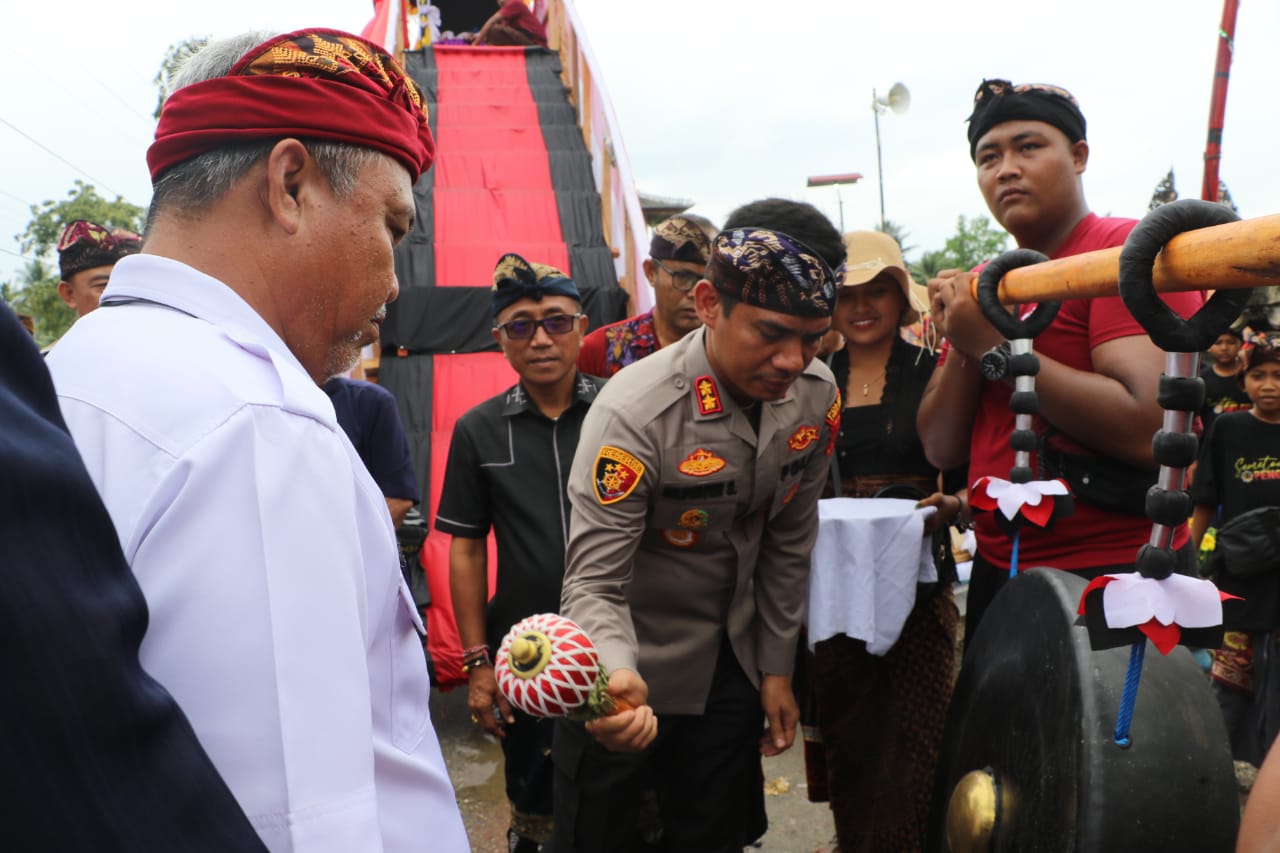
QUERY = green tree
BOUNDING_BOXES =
[153,37,209,118]
[909,215,1009,282]
[2,181,145,346]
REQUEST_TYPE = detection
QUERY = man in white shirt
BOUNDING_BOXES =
[45,29,467,852]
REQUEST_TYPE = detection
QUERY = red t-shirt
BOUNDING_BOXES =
[499,0,548,45]
[942,213,1203,570]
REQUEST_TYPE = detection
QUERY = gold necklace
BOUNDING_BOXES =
[860,369,886,397]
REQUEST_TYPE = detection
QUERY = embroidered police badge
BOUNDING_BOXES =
[788,425,819,452]
[678,509,710,529]
[662,529,698,548]
[594,445,645,504]
[677,448,727,477]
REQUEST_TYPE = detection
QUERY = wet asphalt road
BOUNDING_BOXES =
[430,685,836,853]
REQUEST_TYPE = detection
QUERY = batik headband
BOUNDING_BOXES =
[709,228,836,318]
[57,220,142,279]
[148,29,435,182]
[492,253,581,316]
[967,78,1086,161]
[650,215,713,264]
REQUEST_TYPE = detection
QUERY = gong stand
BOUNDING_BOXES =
[969,250,1073,576]
[1077,199,1251,744]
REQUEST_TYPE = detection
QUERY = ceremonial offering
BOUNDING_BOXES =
[495,613,633,720]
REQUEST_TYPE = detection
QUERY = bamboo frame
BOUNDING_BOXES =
[969,213,1280,303]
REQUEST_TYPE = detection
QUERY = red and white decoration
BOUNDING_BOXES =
[495,613,603,717]
[1078,573,1236,655]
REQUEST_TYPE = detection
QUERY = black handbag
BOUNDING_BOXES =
[1203,506,1280,580]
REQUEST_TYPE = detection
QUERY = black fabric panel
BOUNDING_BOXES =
[377,353,434,512]
[385,287,498,354]
[545,150,596,191]
[556,190,606,245]
[582,285,630,332]
[394,47,438,294]
[525,48,628,328]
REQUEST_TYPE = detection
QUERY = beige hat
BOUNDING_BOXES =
[840,230,919,325]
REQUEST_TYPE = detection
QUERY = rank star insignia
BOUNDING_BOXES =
[593,446,645,504]
[694,375,723,416]
[788,425,819,452]
[678,448,726,477]
[678,508,710,529]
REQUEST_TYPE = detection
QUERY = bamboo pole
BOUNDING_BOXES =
[968,213,1280,303]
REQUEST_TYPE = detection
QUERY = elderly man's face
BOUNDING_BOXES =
[297,153,415,380]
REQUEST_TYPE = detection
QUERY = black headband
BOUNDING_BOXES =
[967,79,1086,161]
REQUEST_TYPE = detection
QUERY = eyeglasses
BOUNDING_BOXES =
[654,257,704,293]
[972,79,1079,108]
[494,313,583,340]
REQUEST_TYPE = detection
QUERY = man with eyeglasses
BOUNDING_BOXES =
[436,253,602,853]
[918,79,1205,641]
[578,213,718,378]
[550,199,844,852]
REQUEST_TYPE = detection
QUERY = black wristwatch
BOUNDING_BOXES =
[980,341,1012,382]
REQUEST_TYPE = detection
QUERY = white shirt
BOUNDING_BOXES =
[46,255,468,852]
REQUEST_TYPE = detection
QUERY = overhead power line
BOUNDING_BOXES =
[0,116,125,199]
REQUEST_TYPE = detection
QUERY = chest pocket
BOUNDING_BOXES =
[767,448,816,520]
[650,490,739,534]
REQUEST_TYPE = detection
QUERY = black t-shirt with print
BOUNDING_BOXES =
[1200,364,1251,432]
[1193,412,1280,629]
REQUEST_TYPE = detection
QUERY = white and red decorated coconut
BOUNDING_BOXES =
[495,613,625,719]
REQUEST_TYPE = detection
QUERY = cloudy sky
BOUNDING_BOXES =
[2,0,1277,284]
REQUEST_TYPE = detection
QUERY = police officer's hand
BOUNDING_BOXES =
[928,269,1004,360]
[585,668,657,753]
[759,674,799,757]
[467,666,514,738]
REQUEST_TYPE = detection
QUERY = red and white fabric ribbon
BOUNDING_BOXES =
[1078,573,1236,655]
[970,476,1069,527]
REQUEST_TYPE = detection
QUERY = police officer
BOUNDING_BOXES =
[550,199,845,852]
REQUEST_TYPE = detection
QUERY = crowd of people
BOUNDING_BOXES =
[4,20,1280,853]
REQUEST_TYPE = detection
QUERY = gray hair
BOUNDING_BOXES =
[147,32,382,230]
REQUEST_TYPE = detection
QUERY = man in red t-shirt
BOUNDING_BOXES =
[918,79,1204,640]
[470,0,548,46]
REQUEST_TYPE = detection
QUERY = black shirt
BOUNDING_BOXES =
[1199,364,1251,433]
[1192,411,1280,630]
[324,377,420,503]
[435,373,602,651]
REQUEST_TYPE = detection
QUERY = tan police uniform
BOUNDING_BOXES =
[561,325,841,715]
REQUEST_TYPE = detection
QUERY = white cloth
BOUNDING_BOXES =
[46,255,467,853]
[806,497,936,656]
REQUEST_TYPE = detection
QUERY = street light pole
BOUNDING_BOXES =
[873,89,886,232]
[806,173,864,234]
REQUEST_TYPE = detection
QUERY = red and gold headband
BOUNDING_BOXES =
[148,29,435,183]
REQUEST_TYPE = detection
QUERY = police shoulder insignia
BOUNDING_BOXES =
[788,425,819,452]
[594,446,646,505]
[678,448,726,477]
[826,390,842,427]
[825,390,842,457]
[662,529,699,548]
[694,375,723,416]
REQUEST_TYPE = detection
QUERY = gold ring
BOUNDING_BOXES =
[470,713,479,723]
